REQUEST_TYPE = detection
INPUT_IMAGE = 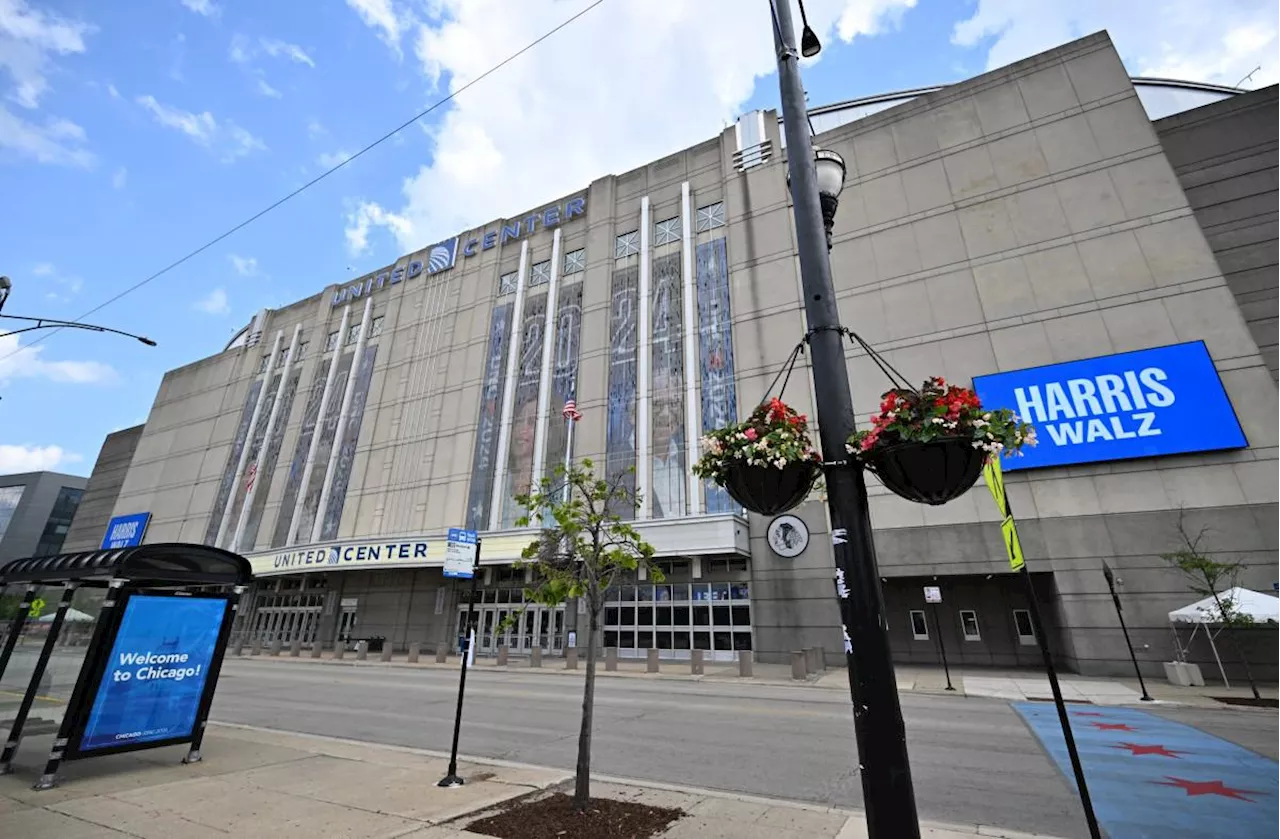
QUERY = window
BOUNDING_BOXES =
[654,216,680,246]
[296,341,309,360]
[615,230,640,258]
[34,486,84,557]
[257,354,271,374]
[909,610,929,640]
[369,316,385,338]
[1013,609,1036,645]
[959,610,981,641]
[346,322,362,345]
[0,485,26,542]
[530,260,551,287]
[695,201,725,232]
[499,271,519,295]
[325,330,339,352]
[562,248,586,275]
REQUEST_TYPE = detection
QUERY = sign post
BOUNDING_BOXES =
[439,529,480,788]
[1102,562,1153,701]
[983,458,1100,839]
[922,586,953,692]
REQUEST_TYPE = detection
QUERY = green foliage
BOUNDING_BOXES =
[0,594,22,622]
[1161,515,1254,627]
[692,397,821,486]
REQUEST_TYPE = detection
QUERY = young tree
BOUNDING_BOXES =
[513,459,658,811]
[1161,513,1261,699]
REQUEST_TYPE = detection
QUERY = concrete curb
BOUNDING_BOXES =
[207,721,1068,839]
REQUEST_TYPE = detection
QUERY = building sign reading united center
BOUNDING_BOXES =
[972,341,1246,471]
[247,533,534,577]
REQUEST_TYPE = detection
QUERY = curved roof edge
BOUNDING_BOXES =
[0,542,253,586]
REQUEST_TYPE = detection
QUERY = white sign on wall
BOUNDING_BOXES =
[924,586,942,604]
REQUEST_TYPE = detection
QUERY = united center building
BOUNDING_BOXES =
[87,34,1277,678]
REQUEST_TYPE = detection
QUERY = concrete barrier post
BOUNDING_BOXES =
[355,640,368,660]
[530,647,542,667]
[647,648,660,673]
[380,643,393,662]
[496,646,509,667]
[290,638,302,657]
[434,646,448,664]
[565,647,578,670]
[804,647,819,674]
[269,638,283,656]
[691,649,704,675]
[815,645,827,671]
[250,638,262,656]
[738,650,754,678]
[233,639,245,656]
[605,647,618,672]
[334,642,345,660]
[407,642,420,663]
[791,650,807,681]
[310,642,323,659]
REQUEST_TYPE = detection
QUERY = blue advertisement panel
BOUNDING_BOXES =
[972,341,1247,472]
[695,238,738,513]
[101,513,151,550]
[466,302,514,530]
[501,293,548,528]
[78,595,229,752]
[650,253,687,518]
[605,266,640,519]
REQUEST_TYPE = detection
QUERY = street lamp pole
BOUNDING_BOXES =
[770,2,920,837]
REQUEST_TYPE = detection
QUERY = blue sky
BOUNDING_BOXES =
[1,0,1275,476]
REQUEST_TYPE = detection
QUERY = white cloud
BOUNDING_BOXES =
[229,254,258,276]
[180,0,219,18]
[0,0,93,109]
[352,1,899,254]
[106,82,119,98]
[112,165,126,188]
[136,94,266,161]
[259,37,315,67]
[952,0,1278,89]
[317,149,353,169]
[31,261,52,275]
[345,0,406,54]
[345,200,411,255]
[0,444,82,473]
[307,119,326,138]
[255,76,282,98]
[193,287,230,315]
[0,104,93,166]
[0,332,119,385]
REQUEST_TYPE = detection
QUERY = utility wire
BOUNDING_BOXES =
[1,0,606,364]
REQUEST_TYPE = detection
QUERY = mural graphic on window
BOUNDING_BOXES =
[605,265,639,519]
[204,378,264,545]
[542,283,584,486]
[501,294,547,527]
[217,372,288,545]
[465,302,514,531]
[696,238,738,513]
[271,359,332,547]
[293,352,355,542]
[650,253,686,518]
[241,370,301,550]
[319,345,379,540]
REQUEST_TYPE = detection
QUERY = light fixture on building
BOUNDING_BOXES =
[796,0,821,57]
[786,146,847,251]
[0,276,10,313]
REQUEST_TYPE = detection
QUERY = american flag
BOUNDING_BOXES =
[244,462,258,493]
[562,385,582,422]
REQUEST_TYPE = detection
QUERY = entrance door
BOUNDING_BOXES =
[337,605,358,648]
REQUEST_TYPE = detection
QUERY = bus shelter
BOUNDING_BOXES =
[0,543,250,790]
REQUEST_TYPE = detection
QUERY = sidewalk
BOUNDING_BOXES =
[0,722,1066,839]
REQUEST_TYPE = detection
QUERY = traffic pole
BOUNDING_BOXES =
[1102,562,1152,701]
[930,603,955,691]
[439,539,481,787]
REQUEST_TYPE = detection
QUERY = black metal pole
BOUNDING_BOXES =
[0,583,77,774]
[439,539,481,788]
[930,603,955,691]
[1019,566,1102,839]
[771,2,919,835]
[1102,563,1152,701]
[0,585,39,684]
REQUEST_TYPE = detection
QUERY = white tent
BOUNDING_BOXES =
[1168,587,1279,687]
[36,607,95,623]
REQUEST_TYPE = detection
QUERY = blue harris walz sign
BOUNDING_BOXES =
[101,512,151,550]
[972,341,1247,471]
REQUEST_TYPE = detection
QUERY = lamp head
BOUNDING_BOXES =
[800,24,821,57]
[813,147,846,200]
[138,336,157,347]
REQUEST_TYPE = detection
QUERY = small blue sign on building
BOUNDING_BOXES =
[972,341,1247,472]
[101,512,152,550]
[443,528,479,579]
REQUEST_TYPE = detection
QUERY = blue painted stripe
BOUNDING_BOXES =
[1014,702,1277,839]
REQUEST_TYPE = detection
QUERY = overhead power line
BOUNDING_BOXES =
[1,0,606,365]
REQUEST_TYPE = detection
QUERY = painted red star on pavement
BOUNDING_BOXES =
[1092,722,1136,731]
[1113,742,1183,758]
[1152,777,1262,801]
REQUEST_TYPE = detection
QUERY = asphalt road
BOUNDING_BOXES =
[202,660,1276,839]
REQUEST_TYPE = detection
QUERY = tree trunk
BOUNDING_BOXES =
[573,606,599,811]
[1210,592,1261,699]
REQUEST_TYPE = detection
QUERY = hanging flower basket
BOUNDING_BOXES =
[693,398,822,516]
[848,377,1037,506]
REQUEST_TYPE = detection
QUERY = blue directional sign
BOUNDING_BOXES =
[972,342,1246,472]
[443,528,478,578]
[101,512,151,550]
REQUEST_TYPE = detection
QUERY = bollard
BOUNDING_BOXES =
[804,647,819,674]
[290,638,302,657]
[355,640,368,660]
[250,639,263,656]
[380,643,393,662]
[435,646,448,664]
[233,640,245,657]
[310,642,323,659]
[407,642,421,663]
[496,646,509,667]
[647,648,660,673]
[565,647,578,670]
[738,650,754,678]
[691,649,704,676]
[270,638,284,657]
[791,650,807,681]
[530,647,542,667]
[816,645,827,671]
[605,646,618,672]
[334,643,345,660]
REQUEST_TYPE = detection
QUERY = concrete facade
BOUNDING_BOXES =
[57,34,1276,681]
[60,425,145,554]
[0,471,87,564]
